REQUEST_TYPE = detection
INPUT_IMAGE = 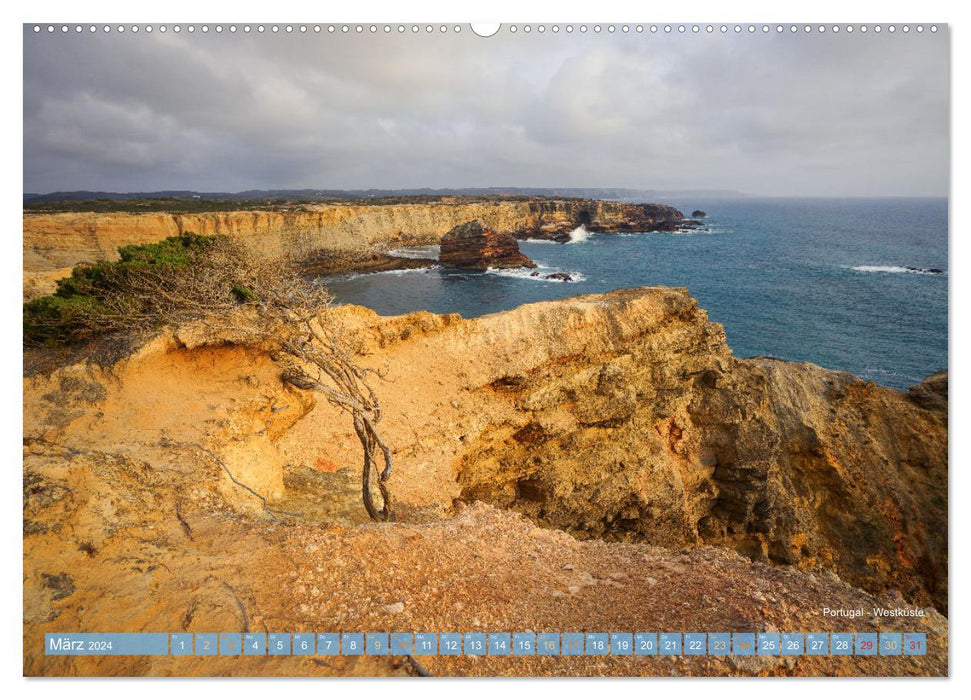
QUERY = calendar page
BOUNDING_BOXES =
[22,20,949,679]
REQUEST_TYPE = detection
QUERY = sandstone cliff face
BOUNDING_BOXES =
[22,199,683,290]
[439,220,536,269]
[458,351,947,613]
[23,288,947,676]
[314,288,946,613]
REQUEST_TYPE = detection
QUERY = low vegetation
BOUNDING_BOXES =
[22,193,557,214]
[23,198,319,214]
[25,233,221,345]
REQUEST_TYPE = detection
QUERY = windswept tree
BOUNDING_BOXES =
[24,233,394,521]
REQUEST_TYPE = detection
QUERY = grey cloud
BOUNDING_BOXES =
[23,27,949,196]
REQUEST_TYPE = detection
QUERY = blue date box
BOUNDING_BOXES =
[219,633,241,656]
[488,633,511,656]
[659,633,681,655]
[806,633,828,655]
[341,632,364,655]
[684,633,707,656]
[194,633,217,656]
[391,633,413,655]
[830,633,853,655]
[244,633,266,656]
[855,632,878,656]
[635,633,658,655]
[610,632,633,655]
[316,633,339,655]
[903,633,926,656]
[268,633,289,655]
[537,633,560,655]
[366,633,389,655]
[586,633,609,655]
[709,633,731,656]
[413,633,437,655]
[464,633,486,656]
[758,632,780,655]
[439,633,462,655]
[171,633,193,655]
[781,633,803,656]
[733,633,755,656]
[513,632,535,655]
[880,632,902,656]
[292,633,314,655]
[561,633,584,656]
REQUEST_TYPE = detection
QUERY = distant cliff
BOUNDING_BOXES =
[22,199,684,296]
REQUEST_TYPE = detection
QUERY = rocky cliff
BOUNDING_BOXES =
[23,288,947,676]
[22,199,683,298]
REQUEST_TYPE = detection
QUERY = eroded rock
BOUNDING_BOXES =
[440,220,536,270]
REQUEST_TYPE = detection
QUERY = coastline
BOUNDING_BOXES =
[22,197,687,285]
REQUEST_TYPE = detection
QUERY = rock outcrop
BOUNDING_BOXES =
[692,210,707,218]
[518,202,685,241]
[300,250,436,276]
[23,288,948,676]
[439,220,536,270]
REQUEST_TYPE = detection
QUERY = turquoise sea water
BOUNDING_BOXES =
[323,198,948,390]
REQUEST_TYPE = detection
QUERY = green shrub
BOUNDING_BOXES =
[24,294,110,346]
[24,232,224,346]
[230,284,256,303]
[116,232,214,266]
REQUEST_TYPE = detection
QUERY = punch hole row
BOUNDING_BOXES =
[31,24,466,34]
[30,24,942,35]
[509,24,939,34]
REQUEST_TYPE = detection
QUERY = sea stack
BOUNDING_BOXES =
[692,209,707,218]
[440,220,537,270]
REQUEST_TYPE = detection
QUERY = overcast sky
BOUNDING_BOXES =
[23,26,949,196]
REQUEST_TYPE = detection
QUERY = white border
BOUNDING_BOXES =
[3,0,964,698]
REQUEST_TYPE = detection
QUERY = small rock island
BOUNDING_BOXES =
[439,220,536,270]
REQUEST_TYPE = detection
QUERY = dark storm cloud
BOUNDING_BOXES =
[23,26,949,196]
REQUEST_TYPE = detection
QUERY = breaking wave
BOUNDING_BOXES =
[669,226,715,235]
[339,265,440,281]
[851,265,945,276]
[567,224,590,243]
[612,227,723,237]
[387,244,440,260]
[484,265,586,283]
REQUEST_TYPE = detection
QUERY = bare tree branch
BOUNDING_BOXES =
[36,235,396,521]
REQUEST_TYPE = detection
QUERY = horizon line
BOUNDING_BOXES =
[22,188,949,200]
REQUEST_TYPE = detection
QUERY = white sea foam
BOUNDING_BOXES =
[851,265,945,276]
[484,266,586,283]
[522,238,559,245]
[860,367,922,385]
[670,227,714,235]
[340,265,440,281]
[387,244,440,260]
[377,265,440,275]
[613,227,721,237]
[567,224,590,243]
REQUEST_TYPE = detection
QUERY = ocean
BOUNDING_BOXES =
[322,197,948,390]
